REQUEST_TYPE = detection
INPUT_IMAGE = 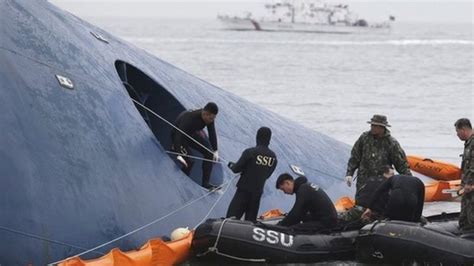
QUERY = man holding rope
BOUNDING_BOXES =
[171,102,219,189]
[226,127,277,221]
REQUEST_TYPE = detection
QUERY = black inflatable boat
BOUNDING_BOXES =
[192,218,360,263]
[356,213,474,264]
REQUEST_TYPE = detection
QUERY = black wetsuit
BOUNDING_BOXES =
[278,176,337,232]
[369,174,425,222]
[356,176,388,212]
[226,127,277,221]
[171,109,217,186]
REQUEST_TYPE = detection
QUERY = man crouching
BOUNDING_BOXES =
[276,173,337,232]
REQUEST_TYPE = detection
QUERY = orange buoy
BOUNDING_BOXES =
[59,231,193,266]
[259,208,284,220]
[334,196,355,212]
[407,155,461,181]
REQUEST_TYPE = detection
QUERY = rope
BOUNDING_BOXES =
[165,150,224,164]
[193,174,239,230]
[0,226,104,257]
[196,218,266,262]
[130,99,229,164]
[49,177,235,265]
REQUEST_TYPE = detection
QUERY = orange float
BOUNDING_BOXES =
[334,196,355,212]
[333,179,461,208]
[259,208,284,220]
[59,231,193,266]
[407,155,461,181]
[424,179,461,202]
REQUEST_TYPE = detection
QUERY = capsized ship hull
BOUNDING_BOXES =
[0,0,352,264]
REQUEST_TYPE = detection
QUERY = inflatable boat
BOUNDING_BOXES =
[192,218,359,263]
[356,213,474,264]
[424,179,461,202]
[408,155,461,181]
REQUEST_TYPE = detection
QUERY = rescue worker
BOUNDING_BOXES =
[171,102,219,189]
[343,114,412,221]
[362,165,425,222]
[276,173,337,232]
[226,127,278,221]
[455,118,474,232]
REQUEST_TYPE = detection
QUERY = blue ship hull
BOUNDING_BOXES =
[0,0,352,264]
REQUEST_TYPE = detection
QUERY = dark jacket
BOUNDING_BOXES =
[279,176,337,227]
[369,174,425,220]
[230,127,277,193]
[171,109,217,150]
[356,176,387,210]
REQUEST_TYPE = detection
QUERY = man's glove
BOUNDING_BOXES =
[213,150,219,162]
[176,156,188,168]
[179,146,187,155]
[227,161,235,169]
[345,175,353,187]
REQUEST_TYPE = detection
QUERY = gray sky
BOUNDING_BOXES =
[50,0,473,23]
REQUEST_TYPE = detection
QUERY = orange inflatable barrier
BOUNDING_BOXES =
[59,231,193,266]
[407,155,461,181]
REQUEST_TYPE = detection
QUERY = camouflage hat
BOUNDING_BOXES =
[367,114,391,127]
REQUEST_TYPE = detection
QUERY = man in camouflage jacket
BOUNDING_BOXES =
[345,115,412,207]
[455,118,474,232]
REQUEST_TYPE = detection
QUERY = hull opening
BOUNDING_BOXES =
[114,60,223,186]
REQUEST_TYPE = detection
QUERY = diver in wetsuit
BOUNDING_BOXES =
[362,165,425,222]
[276,174,338,232]
[226,127,278,221]
[171,102,219,189]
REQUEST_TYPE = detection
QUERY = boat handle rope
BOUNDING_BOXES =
[131,99,230,164]
[49,172,238,265]
[196,218,266,263]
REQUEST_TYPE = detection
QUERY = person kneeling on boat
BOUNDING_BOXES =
[338,176,388,225]
[226,126,278,221]
[362,165,425,222]
[276,173,338,232]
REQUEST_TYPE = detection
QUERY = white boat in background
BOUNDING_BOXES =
[218,12,257,31]
[218,0,395,34]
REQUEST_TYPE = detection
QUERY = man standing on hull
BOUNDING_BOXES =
[455,118,474,232]
[226,127,277,221]
[171,102,219,189]
[342,114,412,221]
